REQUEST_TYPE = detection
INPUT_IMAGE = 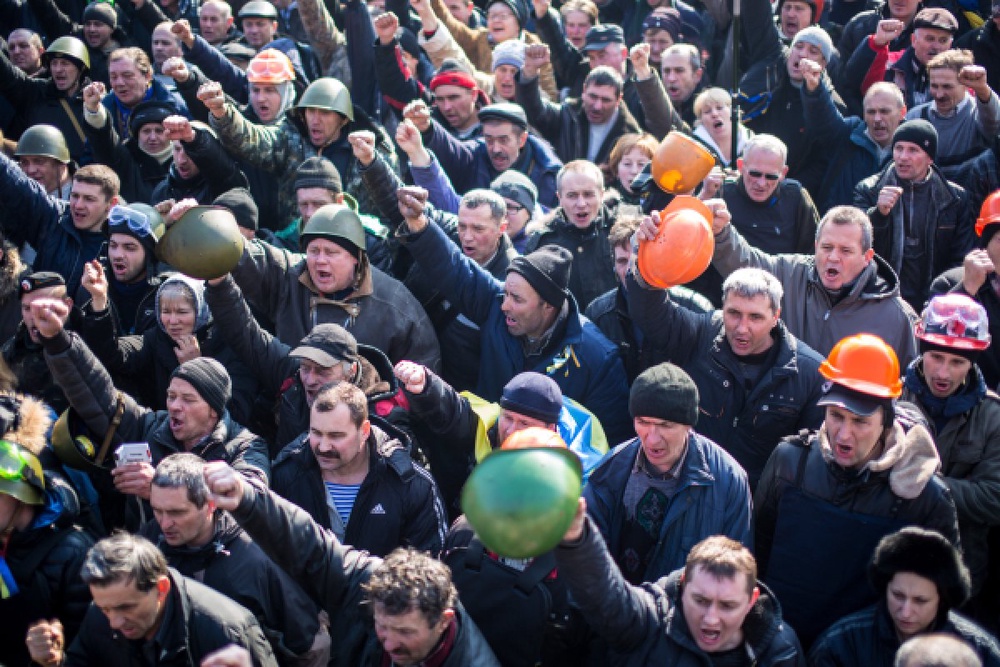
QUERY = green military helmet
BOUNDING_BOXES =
[238,0,278,20]
[156,205,245,280]
[296,78,353,121]
[51,408,111,473]
[0,438,46,505]
[42,35,91,73]
[15,125,71,163]
[462,428,583,559]
[300,203,366,254]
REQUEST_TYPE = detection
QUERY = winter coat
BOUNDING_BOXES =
[0,472,95,667]
[723,176,819,255]
[928,267,1000,389]
[584,433,753,583]
[711,222,918,366]
[0,151,105,297]
[399,220,633,445]
[842,39,930,114]
[584,283,714,382]
[203,275,413,453]
[835,3,914,97]
[100,77,189,142]
[515,73,642,167]
[957,19,1000,94]
[78,288,259,426]
[65,568,278,666]
[854,163,974,309]
[209,101,398,224]
[525,203,619,310]
[420,118,563,209]
[810,602,1000,667]
[3,323,71,414]
[801,81,893,214]
[150,126,249,204]
[903,361,1000,594]
[230,237,442,370]
[554,516,805,666]
[753,421,961,644]
[0,243,25,345]
[83,109,171,204]
[229,482,501,667]
[0,53,90,162]
[271,423,447,556]
[141,512,322,660]
[628,274,827,489]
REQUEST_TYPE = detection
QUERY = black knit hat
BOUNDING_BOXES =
[396,27,422,60]
[507,245,572,308]
[83,2,117,28]
[213,188,259,231]
[170,358,232,417]
[868,527,971,612]
[629,362,699,426]
[491,170,537,212]
[128,101,175,138]
[893,120,938,161]
[500,372,563,424]
[294,156,343,194]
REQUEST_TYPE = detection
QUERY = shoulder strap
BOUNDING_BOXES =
[58,98,87,144]
[94,392,125,467]
[514,552,556,595]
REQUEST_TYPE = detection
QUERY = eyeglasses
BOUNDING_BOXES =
[506,202,525,214]
[745,170,782,182]
[108,205,153,238]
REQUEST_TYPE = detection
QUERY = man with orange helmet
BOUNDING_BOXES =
[901,293,1000,620]
[928,190,1000,389]
[753,333,959,648]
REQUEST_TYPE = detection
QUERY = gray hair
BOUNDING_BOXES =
[81,532,169,592]
[743,134,787,164]
[662,43,701,72]
[864,81,905,109]
[894,634,983,667]
[556,159,604,191]
[815,206,873,253]
[152,453,210,508]
[460,189,507,223]
[722,268,783,312]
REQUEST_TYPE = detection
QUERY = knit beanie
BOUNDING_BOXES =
[83,2,117,28]
[170,358,232,417]
[294,156,343,194]
[868,527,971,613]
[213,188,258,232]
[791,26,832,64]
[507,245,572,308]
[499,372,563,424]
[892,119,938,161]
[486,0,528,27]
[629,362,699,426]
[491,170,537,212]
[642,7,683,42]
[492,39,525,71]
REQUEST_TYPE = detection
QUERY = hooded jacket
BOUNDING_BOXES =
[628,273,827,489]
[903,361,1000,594]
[230,237,442,370]
[229,482,501,667]
[711,222,918,366]
[66,568,278,666]
[554,516,805,666]
[80,275,259,425]
[855,163,974,310]
[141,512,322,659]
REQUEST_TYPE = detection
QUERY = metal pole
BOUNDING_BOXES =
[730,0,741,168]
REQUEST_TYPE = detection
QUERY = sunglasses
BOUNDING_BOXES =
[746,170,782,182]
[108,205,153,238]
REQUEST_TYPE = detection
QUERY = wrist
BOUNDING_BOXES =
[410,148,431,168]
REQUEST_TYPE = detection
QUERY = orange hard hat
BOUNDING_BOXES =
[247,48,295,84]
[975,190,1000,237]
[650,131,715,195]
[637,195,714,289]
[819,334,903,399]
[501,426,567,451]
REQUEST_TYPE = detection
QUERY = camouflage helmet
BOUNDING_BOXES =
[42,35,91,73]
[296,78,353,121]
[300,204,366,254]
[15,124,71,163]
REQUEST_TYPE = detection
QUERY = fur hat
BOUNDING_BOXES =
[868,527,971,612]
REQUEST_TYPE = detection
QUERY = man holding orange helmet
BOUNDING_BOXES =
[753,333,959,648]
[901,293,1000,619]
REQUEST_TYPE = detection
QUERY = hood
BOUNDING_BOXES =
[659,569,792,657]
[155,274,212,335]
[357,343,398,403]
[817,418,941,499]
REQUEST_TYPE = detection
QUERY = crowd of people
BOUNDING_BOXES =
[2,0,1000,663]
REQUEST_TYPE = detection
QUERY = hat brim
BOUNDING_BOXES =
[289,345,344,368]
[817,385,882,417]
